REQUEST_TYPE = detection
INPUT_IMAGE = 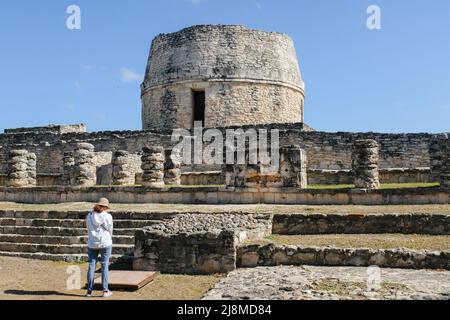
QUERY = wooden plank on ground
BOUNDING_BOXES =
[93,271,158,291]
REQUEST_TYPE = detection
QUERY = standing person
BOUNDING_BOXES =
[85,198,113,298]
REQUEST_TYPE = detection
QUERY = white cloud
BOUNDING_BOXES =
[121,67,144,83]
[74,80,81,90]
[256,2,262,10]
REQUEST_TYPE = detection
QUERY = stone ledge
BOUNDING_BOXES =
[237,244,450,270]
[0,186,448,205]
[273,213,450,235]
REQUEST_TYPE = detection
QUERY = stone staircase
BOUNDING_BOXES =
[0,211,163,263]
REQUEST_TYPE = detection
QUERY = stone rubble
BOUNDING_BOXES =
[141,146,165,188]
[26,152,37,186]
[440,138,450,188]
[145,213,272,235]
[112,150,135,185]
[62,151,75,186]
[7,150,37,188]
[164,149,182,185]
[73,143,96,187]
[280,145,307,188]
[352,139,380,189]
[429,133,448,182]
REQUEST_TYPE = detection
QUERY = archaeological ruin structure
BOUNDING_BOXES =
[0,25,449,275]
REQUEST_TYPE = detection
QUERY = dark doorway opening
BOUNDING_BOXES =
[193,90,205,127]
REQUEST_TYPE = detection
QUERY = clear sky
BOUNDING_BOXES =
[0,0,449,133]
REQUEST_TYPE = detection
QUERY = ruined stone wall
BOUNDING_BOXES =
[0,125,435,180]
[133,213,272,274]
[4,124,86,135]
[141,25,305,130]
[283,131,432,170]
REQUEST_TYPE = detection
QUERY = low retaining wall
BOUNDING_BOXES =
[273,214,450,235]
[181,171,224,186]
[133,213,272,275]
[237,244,450,270]
[0,186,448,205]
[0,168,433,187]
[307,168,433,185]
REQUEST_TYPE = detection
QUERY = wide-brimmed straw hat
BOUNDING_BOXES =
[96,198,110,208]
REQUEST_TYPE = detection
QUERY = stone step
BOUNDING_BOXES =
[0,226,140,236]
[0,234,134,245]
[0,210,171,221]
[0,251,133,263]
[0,242,133,255]
[0,218,156,229]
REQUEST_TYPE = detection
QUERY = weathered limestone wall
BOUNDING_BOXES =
[441,139,450,188]
[0,186,448,205]
[73,143,96,187]
[6,150,36,188]
[133,213,272,274]
[238,244,450,270]
[307,168,432,185]
[4,124,86,135]
[164,149,181,185]
[352,139,380,189]
[112,151,136,185]
[280,145,307,188]
[272,214,450,235]
[142,25,304,130]
[141,147,165,188]
[0,125,437,179]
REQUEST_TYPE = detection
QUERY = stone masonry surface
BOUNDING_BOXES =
[202,265,450,300]
[133,213,272,274]
[141,25,305,130]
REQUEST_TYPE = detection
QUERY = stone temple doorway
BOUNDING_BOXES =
[193,89,205,127]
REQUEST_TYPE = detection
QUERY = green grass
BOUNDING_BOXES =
[252,234,450,251]
[308,183,440,190]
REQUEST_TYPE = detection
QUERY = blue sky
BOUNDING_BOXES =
[0,0,449,133]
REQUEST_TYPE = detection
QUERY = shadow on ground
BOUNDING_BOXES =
[3,290,85,298]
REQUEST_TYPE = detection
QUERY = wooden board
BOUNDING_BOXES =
[93,271,158,291]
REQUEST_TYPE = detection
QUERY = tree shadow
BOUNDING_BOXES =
[3,290,86,298]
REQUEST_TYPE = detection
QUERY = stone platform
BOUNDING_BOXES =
[203,265,450,300]
[93,271,158,291]
[0,185,449,205]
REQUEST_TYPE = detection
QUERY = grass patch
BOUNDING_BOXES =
[313,278,366,296]
[308,183,440,190]
[252,234,450,251]
[312,278,409,298]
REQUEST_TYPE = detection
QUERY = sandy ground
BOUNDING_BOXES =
[0,257,221,300]
[0,202,449,215]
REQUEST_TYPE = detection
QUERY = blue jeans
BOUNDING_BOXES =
[87,246,112,292]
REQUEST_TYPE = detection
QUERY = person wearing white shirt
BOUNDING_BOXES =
[85,198,114,298]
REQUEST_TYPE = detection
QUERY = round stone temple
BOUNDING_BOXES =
[141,24,305,130]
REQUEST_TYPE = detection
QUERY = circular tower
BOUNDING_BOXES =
[141,25,305,130]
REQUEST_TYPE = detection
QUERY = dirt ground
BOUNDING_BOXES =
[0,202,449,215]
[0,257,222,300]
